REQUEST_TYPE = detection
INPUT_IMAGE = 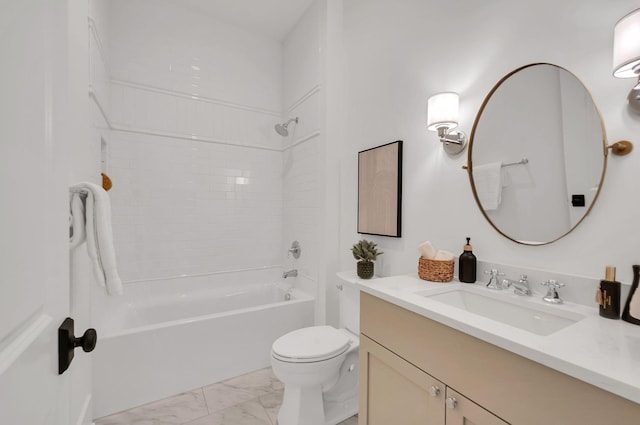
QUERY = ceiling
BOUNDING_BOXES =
[178,0,315,42]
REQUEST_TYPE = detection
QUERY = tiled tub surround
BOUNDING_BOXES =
[92,270,315,418]
[108,130,284,282]
[102,0,291,283]
[95,367,358,425]
[356,273,640,405]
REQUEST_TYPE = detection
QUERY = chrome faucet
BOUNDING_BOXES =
[484,269,505,290]
[283,269,298,279]
[541,279,564,304]
[501,274,531,296]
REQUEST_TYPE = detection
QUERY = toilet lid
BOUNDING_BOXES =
[272,326,350,362]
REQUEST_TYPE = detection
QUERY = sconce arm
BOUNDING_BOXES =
[439,131,466,146]
[437,128,467,155]
[608,140,634,156]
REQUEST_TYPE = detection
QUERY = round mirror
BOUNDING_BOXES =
[468,63,607,245]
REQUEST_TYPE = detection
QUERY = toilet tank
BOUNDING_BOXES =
[338,273,361,334]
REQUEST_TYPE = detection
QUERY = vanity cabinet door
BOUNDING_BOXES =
[360,335,445,425]
[445,388,509,425]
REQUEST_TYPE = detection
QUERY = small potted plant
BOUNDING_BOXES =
[351,239,383,279]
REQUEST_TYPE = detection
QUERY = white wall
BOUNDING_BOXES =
[282,0,325,322]
[337,0,640,311]
[282,0,347,327]
[103,0,285,282]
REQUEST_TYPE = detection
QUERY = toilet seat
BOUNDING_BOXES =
[272,326,350,363]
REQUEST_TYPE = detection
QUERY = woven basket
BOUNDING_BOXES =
[418,257,454,282]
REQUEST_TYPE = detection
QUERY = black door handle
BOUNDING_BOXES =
[58,317,97,375]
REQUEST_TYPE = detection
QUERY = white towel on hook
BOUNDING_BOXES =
[69,193,86,249]
[70,182,123,296]
[473,162,503,211]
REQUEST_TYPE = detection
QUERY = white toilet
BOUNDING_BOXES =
[271,275,360,425]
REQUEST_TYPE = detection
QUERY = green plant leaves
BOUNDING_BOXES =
[350,239,383,262]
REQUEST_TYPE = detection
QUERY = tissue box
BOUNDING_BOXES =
[418,257,454,282]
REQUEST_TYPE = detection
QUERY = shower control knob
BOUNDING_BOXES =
[288,241,301,259]
[58,317,98,375]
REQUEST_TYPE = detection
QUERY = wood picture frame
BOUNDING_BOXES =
[357,140,402,237]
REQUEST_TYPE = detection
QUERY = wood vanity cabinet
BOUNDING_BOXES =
[359,292,640,425]
[360,334,507,424]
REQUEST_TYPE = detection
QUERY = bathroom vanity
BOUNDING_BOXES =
[356,275,640,425]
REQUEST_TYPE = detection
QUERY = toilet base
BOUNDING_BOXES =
[277,385,326,425]
[277,390,358,425]
[324,393,358,425]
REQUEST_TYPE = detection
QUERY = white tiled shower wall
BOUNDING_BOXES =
[97,0,287,282]
[281,0,325,321]
[109,134,283,281]
[87,0,333,326]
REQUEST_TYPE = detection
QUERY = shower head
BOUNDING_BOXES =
[274,117,299,137]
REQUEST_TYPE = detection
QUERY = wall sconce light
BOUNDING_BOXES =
[427,92,467,155]
[609,8,639,156]
[613,8,640,115]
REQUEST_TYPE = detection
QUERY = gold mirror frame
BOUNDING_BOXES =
[467,63,608,246]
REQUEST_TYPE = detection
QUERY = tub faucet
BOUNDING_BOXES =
[283,269,298,279]
[501,274,531,296]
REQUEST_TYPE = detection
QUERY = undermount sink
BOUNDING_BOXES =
[419,287,585,336]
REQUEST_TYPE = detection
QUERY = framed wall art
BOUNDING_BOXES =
[357,140,403,237]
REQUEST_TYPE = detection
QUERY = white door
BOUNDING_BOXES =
[0,0,93,424]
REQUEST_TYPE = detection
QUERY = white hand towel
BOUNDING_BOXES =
[70,182,123,296]
[473,162,503,211]
[69,194,86,249]
[434,250,454,261]
[418,241,436,259]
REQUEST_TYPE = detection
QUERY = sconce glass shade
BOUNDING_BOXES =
[613,8,640,78]
[427,92,459,131]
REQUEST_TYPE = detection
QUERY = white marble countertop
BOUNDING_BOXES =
[338,271,640,405]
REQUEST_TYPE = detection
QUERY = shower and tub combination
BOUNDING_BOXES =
[93,109,310,418]
[92,267,314,417]
[90,1,318,419]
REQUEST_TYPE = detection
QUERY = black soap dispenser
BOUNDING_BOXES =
[458,237,477,283]
[598,265,621,319]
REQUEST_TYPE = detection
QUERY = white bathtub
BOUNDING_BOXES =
[92,272,314,418]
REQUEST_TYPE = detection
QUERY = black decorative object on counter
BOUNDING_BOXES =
[598,266,621,320]
[622,264,640,325]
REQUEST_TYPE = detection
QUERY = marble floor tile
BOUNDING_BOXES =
[221,367,284,395]
[185,398,271,425]
[203,368,283,413]
[95,368,356,425]
[257,388,283,425]
[338,414,359,425]
[202,382,261,414]
[95,388,209,425]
